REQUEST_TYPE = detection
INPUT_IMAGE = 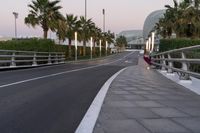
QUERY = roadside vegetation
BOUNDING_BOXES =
[0,0,126,60]
[23,0,122,59]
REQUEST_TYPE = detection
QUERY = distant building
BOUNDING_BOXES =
[118,30,145,49]
[0,37,12,41]
[143,9,165,40]
[143,9,166,51]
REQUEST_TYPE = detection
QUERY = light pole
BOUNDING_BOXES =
[99,40,102,57]
[85,0,87,19]
[13,12,18,38]
[75,32,78,61]
[102,9,105,33]
[106,41,108,56]
[148,37,151,52]
[151,32,155,52]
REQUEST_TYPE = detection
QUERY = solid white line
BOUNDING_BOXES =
[75,68,127,133]
[0,52,135,88]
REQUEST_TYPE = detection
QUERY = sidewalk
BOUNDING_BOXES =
[93,58,200,133]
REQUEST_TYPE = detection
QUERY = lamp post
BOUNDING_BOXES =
[13,12,18,38]
[99,40,102,57]
[75,32,78,61]
[106,41,108,56]
[151,32,155,52]
[85,0,87,20]
[103,9,105,33]
[146,40,149,52]
[148,37,151,52]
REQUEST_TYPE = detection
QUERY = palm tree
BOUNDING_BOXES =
[25,0,64,39]
[65,14,80,59]
[91,26,102,56]
[56,19,67,44]
[79,16,95,56]
[116,36,127,52]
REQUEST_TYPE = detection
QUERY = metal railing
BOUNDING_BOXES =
[150,45,200,80]
[0,50,65,69]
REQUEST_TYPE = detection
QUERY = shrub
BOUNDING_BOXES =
[0,39,111,60]
[159,38,200,52]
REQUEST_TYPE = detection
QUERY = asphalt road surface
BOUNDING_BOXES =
[0,51,139,133]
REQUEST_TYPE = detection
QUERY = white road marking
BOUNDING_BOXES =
[0,52,135,88]
[75,68,127,133]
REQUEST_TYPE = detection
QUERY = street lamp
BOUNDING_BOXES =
[102,9,105,32]
[106,41,108,56]
[85,0,87,19]
[99,40,102,57]
[75,32,78,61]
[151,32,155,52]
[13,12,18,38]
[146,40,149,52]
[148,37,151,52]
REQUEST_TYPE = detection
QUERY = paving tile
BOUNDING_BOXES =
[104,101,137,107]
[97,107,126,121]
[173,117,200,133]
[179,107,200,116]
[135,101,164,107]
[99,120,150,133]
[123,87,138,91]
[111,90,130,95]
[143,94,167,100]
[122,95,146,100]
[130,91,152,95]
[141,119,190,133]
[151,91,170,95]
[151,108,189,118]
[120,107,160,119]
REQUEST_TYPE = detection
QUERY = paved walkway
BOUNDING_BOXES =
[93,58,200,133]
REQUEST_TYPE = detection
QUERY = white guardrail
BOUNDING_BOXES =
[0,50,65,69]
[150,45,200,80]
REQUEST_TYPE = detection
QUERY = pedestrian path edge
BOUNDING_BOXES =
[75,67,127,133]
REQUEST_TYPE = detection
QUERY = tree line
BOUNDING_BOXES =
[24,0,121,58]
[155,0,200,39]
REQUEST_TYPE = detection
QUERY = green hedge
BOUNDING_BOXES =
[159,38,200,73]
[159,39,200,52]
[0,39,60,52]
[0,39,110,60]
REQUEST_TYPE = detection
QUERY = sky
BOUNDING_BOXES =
[0,0,173,38]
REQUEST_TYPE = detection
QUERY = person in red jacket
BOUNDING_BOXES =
[143,50,152,69]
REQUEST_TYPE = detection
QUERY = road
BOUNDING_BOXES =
[0,51,139,133]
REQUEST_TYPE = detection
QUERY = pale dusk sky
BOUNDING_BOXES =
[0,0,173,38]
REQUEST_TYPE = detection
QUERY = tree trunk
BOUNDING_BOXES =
[68,39,72,59]
[93,40,96,56]
[83,40,86,56]
[43,30,48,39]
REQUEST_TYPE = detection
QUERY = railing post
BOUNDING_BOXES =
[55,53,58,64]
[60,53,65,63]
[10,52,16,67]
[161,55,166,71]
[167,53,173,73]
[32,52,37,66]
[48,53,52,64]
[179,51,190,80]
